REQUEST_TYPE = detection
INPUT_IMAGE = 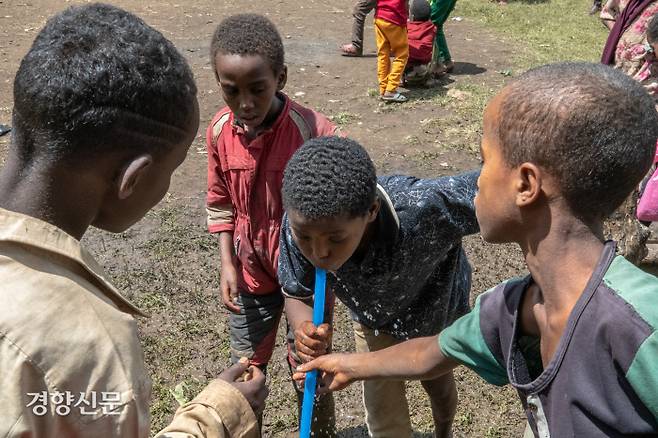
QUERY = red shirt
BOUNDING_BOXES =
[375,0,408,27]
[206,93,337,295]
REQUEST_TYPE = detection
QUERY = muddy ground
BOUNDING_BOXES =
[0,0,536,436]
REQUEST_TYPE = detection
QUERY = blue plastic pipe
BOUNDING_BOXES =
[299,268,327,438]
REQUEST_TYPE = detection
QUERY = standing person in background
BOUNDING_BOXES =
[600,0,658,264]
[404,0,437,86]
[429,0,458,78]
[375,0,410,102]
[341,0,377,56]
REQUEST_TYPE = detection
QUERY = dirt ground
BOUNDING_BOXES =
[0,0,531,436]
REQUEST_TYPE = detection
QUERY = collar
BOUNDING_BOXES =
[0,207,147,318]
[231,92,291,141]
[375,184,400,244]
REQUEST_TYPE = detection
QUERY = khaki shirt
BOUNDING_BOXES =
[0,208,259,437]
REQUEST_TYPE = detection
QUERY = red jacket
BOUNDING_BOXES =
[206,94,337,295]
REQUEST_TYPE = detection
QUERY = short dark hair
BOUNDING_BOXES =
[495,62,658,221]
[282,136,377,220]
[12,3,197,165]
[647,13,658,43]
[210,14,285,77]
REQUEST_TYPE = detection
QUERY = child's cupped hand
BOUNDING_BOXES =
[294,321,333,363]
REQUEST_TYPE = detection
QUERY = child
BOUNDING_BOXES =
[375,0,410,102]
[296,63,658,436]
[429,0,458,77]
[0,4,265,436]
[205,13,338,435]
[278,137,479,438]
[404,0,437,86]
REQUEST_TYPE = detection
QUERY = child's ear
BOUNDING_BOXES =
[367,199,381,223]
[277,65,288,91]
[515,162,542,207]
[117,155,153,200]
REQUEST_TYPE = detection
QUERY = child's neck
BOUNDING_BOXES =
[518,215,605,364]
[0,156,95,240]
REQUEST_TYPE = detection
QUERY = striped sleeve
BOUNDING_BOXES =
[439,290,509,386]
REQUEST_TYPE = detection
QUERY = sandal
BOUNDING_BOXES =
[341,43,362,57]
[381,92,408,103]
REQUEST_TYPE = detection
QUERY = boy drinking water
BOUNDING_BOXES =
[278,137,479,437]
[0,4,265,436]
[205,13,337,435]
[296,63,658,436]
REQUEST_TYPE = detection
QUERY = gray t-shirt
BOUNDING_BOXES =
[278,171,479,339]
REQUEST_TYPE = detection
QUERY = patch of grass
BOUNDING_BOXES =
[454,0,608,68]
[330,111,361,125]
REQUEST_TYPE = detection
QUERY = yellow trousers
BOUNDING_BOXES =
[375,18,409,94]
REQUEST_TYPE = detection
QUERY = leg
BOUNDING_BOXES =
[430,0,458,68]
[385,22,409,94]
[228,290,284,367]
[354,322,413,438]
[350,0,377,52]
[375,19,392,95]
[421,371,458,438]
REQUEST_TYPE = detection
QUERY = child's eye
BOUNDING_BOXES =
[221,85,238,96]
[252,88,266,94]
[329,236,346,244]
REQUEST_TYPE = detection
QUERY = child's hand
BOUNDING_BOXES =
[218,358,268,415]
[293,353,357,393]
[220,262,240,313]
[294,321,333,363]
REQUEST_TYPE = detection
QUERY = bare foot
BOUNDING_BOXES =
[340,43,362,57]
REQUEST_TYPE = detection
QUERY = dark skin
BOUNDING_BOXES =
[294,88,607,397]
[213,52,287,313]
[0,101,267,413]
[286,199,467,437]
[285,203,379,363]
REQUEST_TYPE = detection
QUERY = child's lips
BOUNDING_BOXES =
[240,114,259,123]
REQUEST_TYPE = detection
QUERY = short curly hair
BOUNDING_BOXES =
[495,62,658,222]
[282,136,377,220]
[12,3,197,165]
[210,14,285,77]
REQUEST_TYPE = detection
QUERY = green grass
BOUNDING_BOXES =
[454,0,609,67]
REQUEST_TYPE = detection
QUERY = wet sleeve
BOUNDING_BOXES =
[439,290,509,386]
[277,214,315,300]
[155,379,259,438]
[206,119,234,234]
[626,331,658,423]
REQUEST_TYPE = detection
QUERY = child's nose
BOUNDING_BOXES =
[312,241,330,260]
[239,96,255,111]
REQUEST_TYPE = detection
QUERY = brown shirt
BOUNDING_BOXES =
[0,208,258,437]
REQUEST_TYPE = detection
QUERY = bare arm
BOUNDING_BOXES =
[218,231,240,313]
[294,335,459,392]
